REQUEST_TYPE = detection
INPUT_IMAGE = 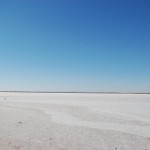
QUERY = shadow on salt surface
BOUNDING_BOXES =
[41,108,150,138]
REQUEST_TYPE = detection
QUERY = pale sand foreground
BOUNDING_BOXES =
[0,93,150,150]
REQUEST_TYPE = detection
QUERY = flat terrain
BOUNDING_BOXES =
[0,92,150,150]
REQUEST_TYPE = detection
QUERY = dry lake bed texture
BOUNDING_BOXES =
[0,92,150,150]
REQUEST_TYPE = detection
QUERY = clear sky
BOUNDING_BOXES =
[0,0,150,92]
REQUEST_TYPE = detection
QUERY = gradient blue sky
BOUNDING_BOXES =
[0,0,150,92]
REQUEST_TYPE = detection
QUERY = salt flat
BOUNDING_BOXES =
[0,92,150,150]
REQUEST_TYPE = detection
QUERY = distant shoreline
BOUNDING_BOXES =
[0,91,150,94]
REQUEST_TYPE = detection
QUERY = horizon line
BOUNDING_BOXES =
[0,91,150,94]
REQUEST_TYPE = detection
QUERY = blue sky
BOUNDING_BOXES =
[0,0,150,92]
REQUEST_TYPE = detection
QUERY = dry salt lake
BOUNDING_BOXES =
[0,92,150,150]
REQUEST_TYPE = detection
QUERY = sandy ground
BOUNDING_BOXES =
[0,92,150,150]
